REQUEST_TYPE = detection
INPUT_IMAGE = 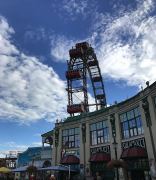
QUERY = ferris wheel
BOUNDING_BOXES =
[66,42,106,116]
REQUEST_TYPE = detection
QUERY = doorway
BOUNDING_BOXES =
[131,170,145,180]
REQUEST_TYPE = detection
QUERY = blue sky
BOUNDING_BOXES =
[0,0,156,157]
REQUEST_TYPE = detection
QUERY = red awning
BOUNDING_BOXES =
[61,155,80,164]
[90,152,111,162]
[121,147,147,159]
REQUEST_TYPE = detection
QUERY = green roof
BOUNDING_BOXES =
[41,130,53,137]
[63,81,156,124]
[64,114,83,123]
[63,106,110,123]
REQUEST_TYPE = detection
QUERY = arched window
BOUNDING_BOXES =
[43,160,51,168]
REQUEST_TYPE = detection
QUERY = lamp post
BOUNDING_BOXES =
[110,114,119,180]
[112,139,118,163]
[68,165,71,180]
[112,139,119,180]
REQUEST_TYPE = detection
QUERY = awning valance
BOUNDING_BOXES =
[39,165,78,172]
[61,155,80,164]
[90,152,111,162]
[0,167,11,173]
[12,166,28,172]
[121,147,148,159]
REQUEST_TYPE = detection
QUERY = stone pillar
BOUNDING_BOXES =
[52,135,56,166]
[108,116,114,159]
[52,127,60,165]
[80,120,87,176]
[109,110,122,160]
[115,113,127,180]
[139,97,155,160]
[80,123,84,165]
[115,112,122,160]
[85,121,91,176]
[148,95,156,148]
[57,128,62,165]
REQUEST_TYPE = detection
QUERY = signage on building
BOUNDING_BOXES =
[90,145,110,155]
[62,149,80,158]
[121,137,146,150]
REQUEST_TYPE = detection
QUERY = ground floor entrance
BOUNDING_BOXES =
[126,158,151,180]
[90,162,114,180]
[131,170,146,180]
[121,139,151,180]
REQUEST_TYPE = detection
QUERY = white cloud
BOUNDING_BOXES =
[50,34,96,62]
[51,0,156,88]
[52,0,96,21]
[63,0,88,17]
[0,142,28,158]
[0,16,18,55]
[0,141,43,158]
[0,141,28,150]
[34,133,42,137]
[31,142,42,146]
[92,0,156,87]
[0,151,19,158]
[24,27,49,41]
[50,35,75,62]
[0,16,68,124]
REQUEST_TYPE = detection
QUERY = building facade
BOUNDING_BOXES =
[17,146,52,168]
[15,146,52,179]
[51,81,156,180]
[0,151,19,169]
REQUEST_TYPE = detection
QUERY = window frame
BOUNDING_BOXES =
[120,107,144,139]
[62,127,80,149]
[90,120,109,146]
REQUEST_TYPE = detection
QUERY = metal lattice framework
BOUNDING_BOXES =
[66,42,106,116]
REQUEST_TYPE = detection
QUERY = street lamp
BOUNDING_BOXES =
[110,114,119,180]
[112,139,119,180]
[112,140,118,160]
[68,165,71,180]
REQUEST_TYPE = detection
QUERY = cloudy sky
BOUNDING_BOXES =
[0,0,156,157]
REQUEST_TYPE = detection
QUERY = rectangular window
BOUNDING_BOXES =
[91,131,97,145]
[122,121,129,138]
[120,107,144,139]
[90,120,109,145]
[62,127,80,148]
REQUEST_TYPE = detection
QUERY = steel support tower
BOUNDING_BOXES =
[66,42,106,116]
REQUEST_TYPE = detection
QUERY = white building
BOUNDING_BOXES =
[48,81,156,180]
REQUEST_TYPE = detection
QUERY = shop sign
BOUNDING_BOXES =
[90,145,110,155]
[62,149,80,158]
[122,137,146,150]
